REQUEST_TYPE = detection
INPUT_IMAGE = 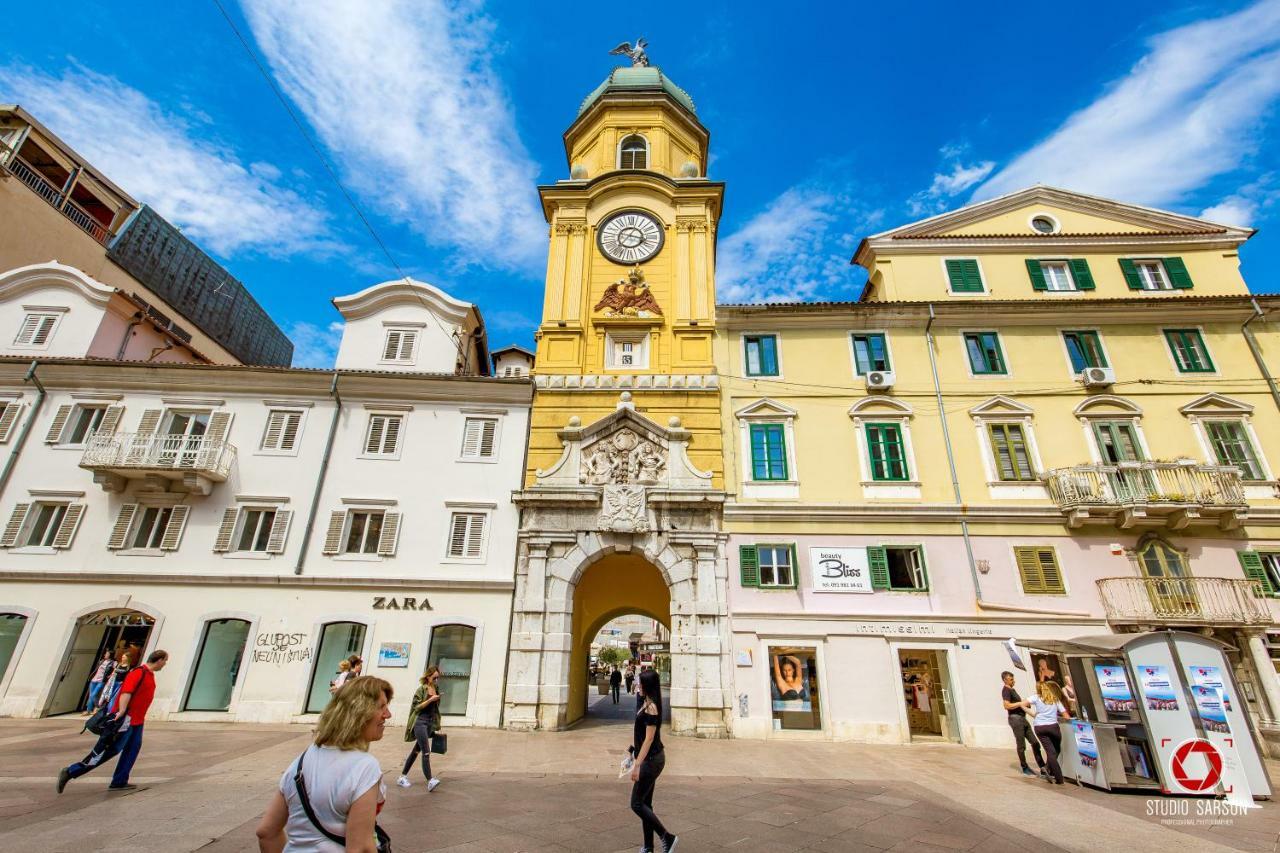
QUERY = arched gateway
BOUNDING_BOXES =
[504,394,732,736]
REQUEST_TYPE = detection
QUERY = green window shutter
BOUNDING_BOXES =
[1164,257,1194,289]
[1015,547,1045,593]
[914,547,930,591]
[1025,259,1047,291]
[788,544,799,589]
[1238,551,1275,596]
[868,546,890,590]
[1119,258,1143,290]
[1068,259,1095,290]
[946,259,983,292]
[739,545,760,588]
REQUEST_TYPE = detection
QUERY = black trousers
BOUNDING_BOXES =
[401,717,434,780]
[1008,714,1045,770]
[630,752,669,849]
[1034,724,1063,783]
[611,683,620,702]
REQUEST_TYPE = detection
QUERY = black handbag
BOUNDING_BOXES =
[430,732,448,755]
[83,705,113,736]
[293,749,391,853]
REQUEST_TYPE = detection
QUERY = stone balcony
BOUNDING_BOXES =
[1043,461,1247,530]
[1097,576,1274,628]
[79,432,236,495]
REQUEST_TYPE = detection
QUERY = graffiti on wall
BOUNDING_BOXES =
[252,632,312,666]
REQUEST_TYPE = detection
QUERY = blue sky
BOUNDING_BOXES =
[4,1,1279,366]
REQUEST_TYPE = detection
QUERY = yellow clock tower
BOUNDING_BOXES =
[527,60,724,485]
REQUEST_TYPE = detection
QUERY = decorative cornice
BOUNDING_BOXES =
[534,373,718,391]
[723,501,1280,526]
[675,217,708,233]
[0,570,514,591]
[554,222,588,236]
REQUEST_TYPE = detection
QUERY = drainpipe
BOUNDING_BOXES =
[924,305,984,602]
[114,311,144,360]
[1242,297,1280,416]
[294,373,342,575]
[0,361,47,503]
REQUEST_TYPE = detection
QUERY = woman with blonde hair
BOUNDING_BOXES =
[1023,680,1071,785]
[256,676,393,852]
[396,665,443,791]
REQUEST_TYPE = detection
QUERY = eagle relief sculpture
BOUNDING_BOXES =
[593,267,664,318]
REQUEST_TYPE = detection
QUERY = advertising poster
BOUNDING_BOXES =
[1074,722,1098,768]
[770,650,812,712]
[377,642,411,668]
[1094,665,1136,713]
[809,547,873,593]
[1186,665,1233,712]
[1191,685,1231,734]
[1136,664,1180,711]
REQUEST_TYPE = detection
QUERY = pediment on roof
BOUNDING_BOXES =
[734,398,799,419]
[866,186,1252,243]
[1179,393,1254,417]
[969,395,1035,418]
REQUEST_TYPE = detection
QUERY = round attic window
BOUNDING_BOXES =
[1030,214,1059,234]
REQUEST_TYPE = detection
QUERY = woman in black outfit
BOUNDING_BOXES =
[629,668,678,853]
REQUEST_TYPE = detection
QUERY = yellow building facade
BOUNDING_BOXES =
[718,186,1280,752]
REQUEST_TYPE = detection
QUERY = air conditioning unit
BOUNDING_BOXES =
[1079,366,1116,387]
[865,370,896,391]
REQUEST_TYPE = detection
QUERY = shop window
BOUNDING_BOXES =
[305,621,366,714]
[184,618,251,712]
[868,545,928,591]
[769,646,821,730]
[429,624,476,716]
[0,613,27,686]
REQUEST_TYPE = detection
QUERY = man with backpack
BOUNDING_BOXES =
[58,649,169,793]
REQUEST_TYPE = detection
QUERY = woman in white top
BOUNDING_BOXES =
[1023,680,1071,785]
[256,676,393,852]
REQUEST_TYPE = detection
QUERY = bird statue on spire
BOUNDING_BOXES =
[609,38,649,67]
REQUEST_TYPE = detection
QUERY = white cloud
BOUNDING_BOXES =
[976,0,1280,206]
[287,320,344,368]
[4,65,339,258]
[1200,197,1256,226]
[908,158,995,216]
[718,187,877,304]
[241,0,544,272]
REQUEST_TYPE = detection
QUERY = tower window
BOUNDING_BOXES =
[619,135,648,170]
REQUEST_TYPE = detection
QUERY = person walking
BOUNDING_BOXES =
[58,649,168,793]
[396,665,442,792]
[255,675,393,852]
[610,666,622,704]
[330,655,363,695]
[1000,671,1046,778]
[628,668,677,853]
[1024,680,1071,785]
[83,650,115,714]
[624,664,635,696]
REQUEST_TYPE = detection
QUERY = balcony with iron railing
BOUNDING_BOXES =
[4,153,114,244]
[1098,576,1275,627]
[1044,461,1248,530]
[79,432,236,496]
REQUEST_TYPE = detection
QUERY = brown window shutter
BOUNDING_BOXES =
[280,412,302,450]
[448,512,470,557]
[107,504,139,550]
[0,503,31,547]
[51,504,86,549]
[212,507,240,553]
[322,510,346,555]
[45,404,73,443]
[159,505,191,551]
[383,417,402,454]
[266,509,293,554]
[377,511,401,556]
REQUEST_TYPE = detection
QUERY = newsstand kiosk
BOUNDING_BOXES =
[1020,632,1271,800]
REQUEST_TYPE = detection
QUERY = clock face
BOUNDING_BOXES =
[597,210,664,264]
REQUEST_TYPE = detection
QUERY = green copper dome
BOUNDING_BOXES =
[577,66,696,116]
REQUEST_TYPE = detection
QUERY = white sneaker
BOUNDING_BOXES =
[395,775,411,788]
[427,777,441,792]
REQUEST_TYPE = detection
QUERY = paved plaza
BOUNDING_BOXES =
[0,695,1277,853]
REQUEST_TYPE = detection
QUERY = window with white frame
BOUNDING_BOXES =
[381,328,418,363]
[363,414,402,456]
[447,511,487,559]
[213,506,292,554]
[605,332,649,369]
[757,545,795,587]
[13,312,60,347]
[1203,419,1265,480]
[261,409,303,452]
[1040,261,1073,291]
[0,500,84,549]
[106,504,190,552]
[22,502,68,547]
[321,507,400,557]
[131,506,173,549]
[46,403,119,445]
[1134,260,1171,290]
[460,417,498,459]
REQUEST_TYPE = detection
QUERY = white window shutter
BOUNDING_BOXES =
[461,419,482,457]
[365,416,386,454]
[159,505,190,551]
[479,419,497,457]
[32,315,56,345]
[0,403,23,443]
[107,504,139,550]
[136,409,163,436]
[448,512,469,557]
[206,411,234,444]
[212,507,239,553]
[266,509,293,554]
[280,412,302,450]
[383,417,402,454]
[45,404,73,443]
[262,411,286,450]
[322,510,346,555]
[383,331,402,361]
[466,513,485,558]
[399,331,417,360]
[51,504,85,549]
[99,405,125,434]
[14,315,40,345]
[0,503,31,547]
[377,511,401,556]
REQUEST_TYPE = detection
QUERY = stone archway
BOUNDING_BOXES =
[504,394,731,737]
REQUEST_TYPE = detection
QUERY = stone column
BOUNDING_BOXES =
[692,539,730,737]
[1243,630,1280,724]
[503,540,549,730]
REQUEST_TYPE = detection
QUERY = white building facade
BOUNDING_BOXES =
[0,275,530,727]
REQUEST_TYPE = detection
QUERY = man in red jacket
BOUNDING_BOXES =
[58,649,168,793]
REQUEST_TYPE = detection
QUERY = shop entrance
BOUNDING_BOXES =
[304,621,367,714]
[569,554,670,727]
[898,648,957,742]
[47,609,154,716]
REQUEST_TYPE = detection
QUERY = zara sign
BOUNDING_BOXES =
[809,546,873,593]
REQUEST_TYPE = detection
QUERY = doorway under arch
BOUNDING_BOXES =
[47,607,155,716]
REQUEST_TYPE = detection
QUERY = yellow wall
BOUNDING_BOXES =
[566,106,703,180]
[940,204,1161,236]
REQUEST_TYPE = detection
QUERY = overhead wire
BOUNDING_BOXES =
[208,0,469,368]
